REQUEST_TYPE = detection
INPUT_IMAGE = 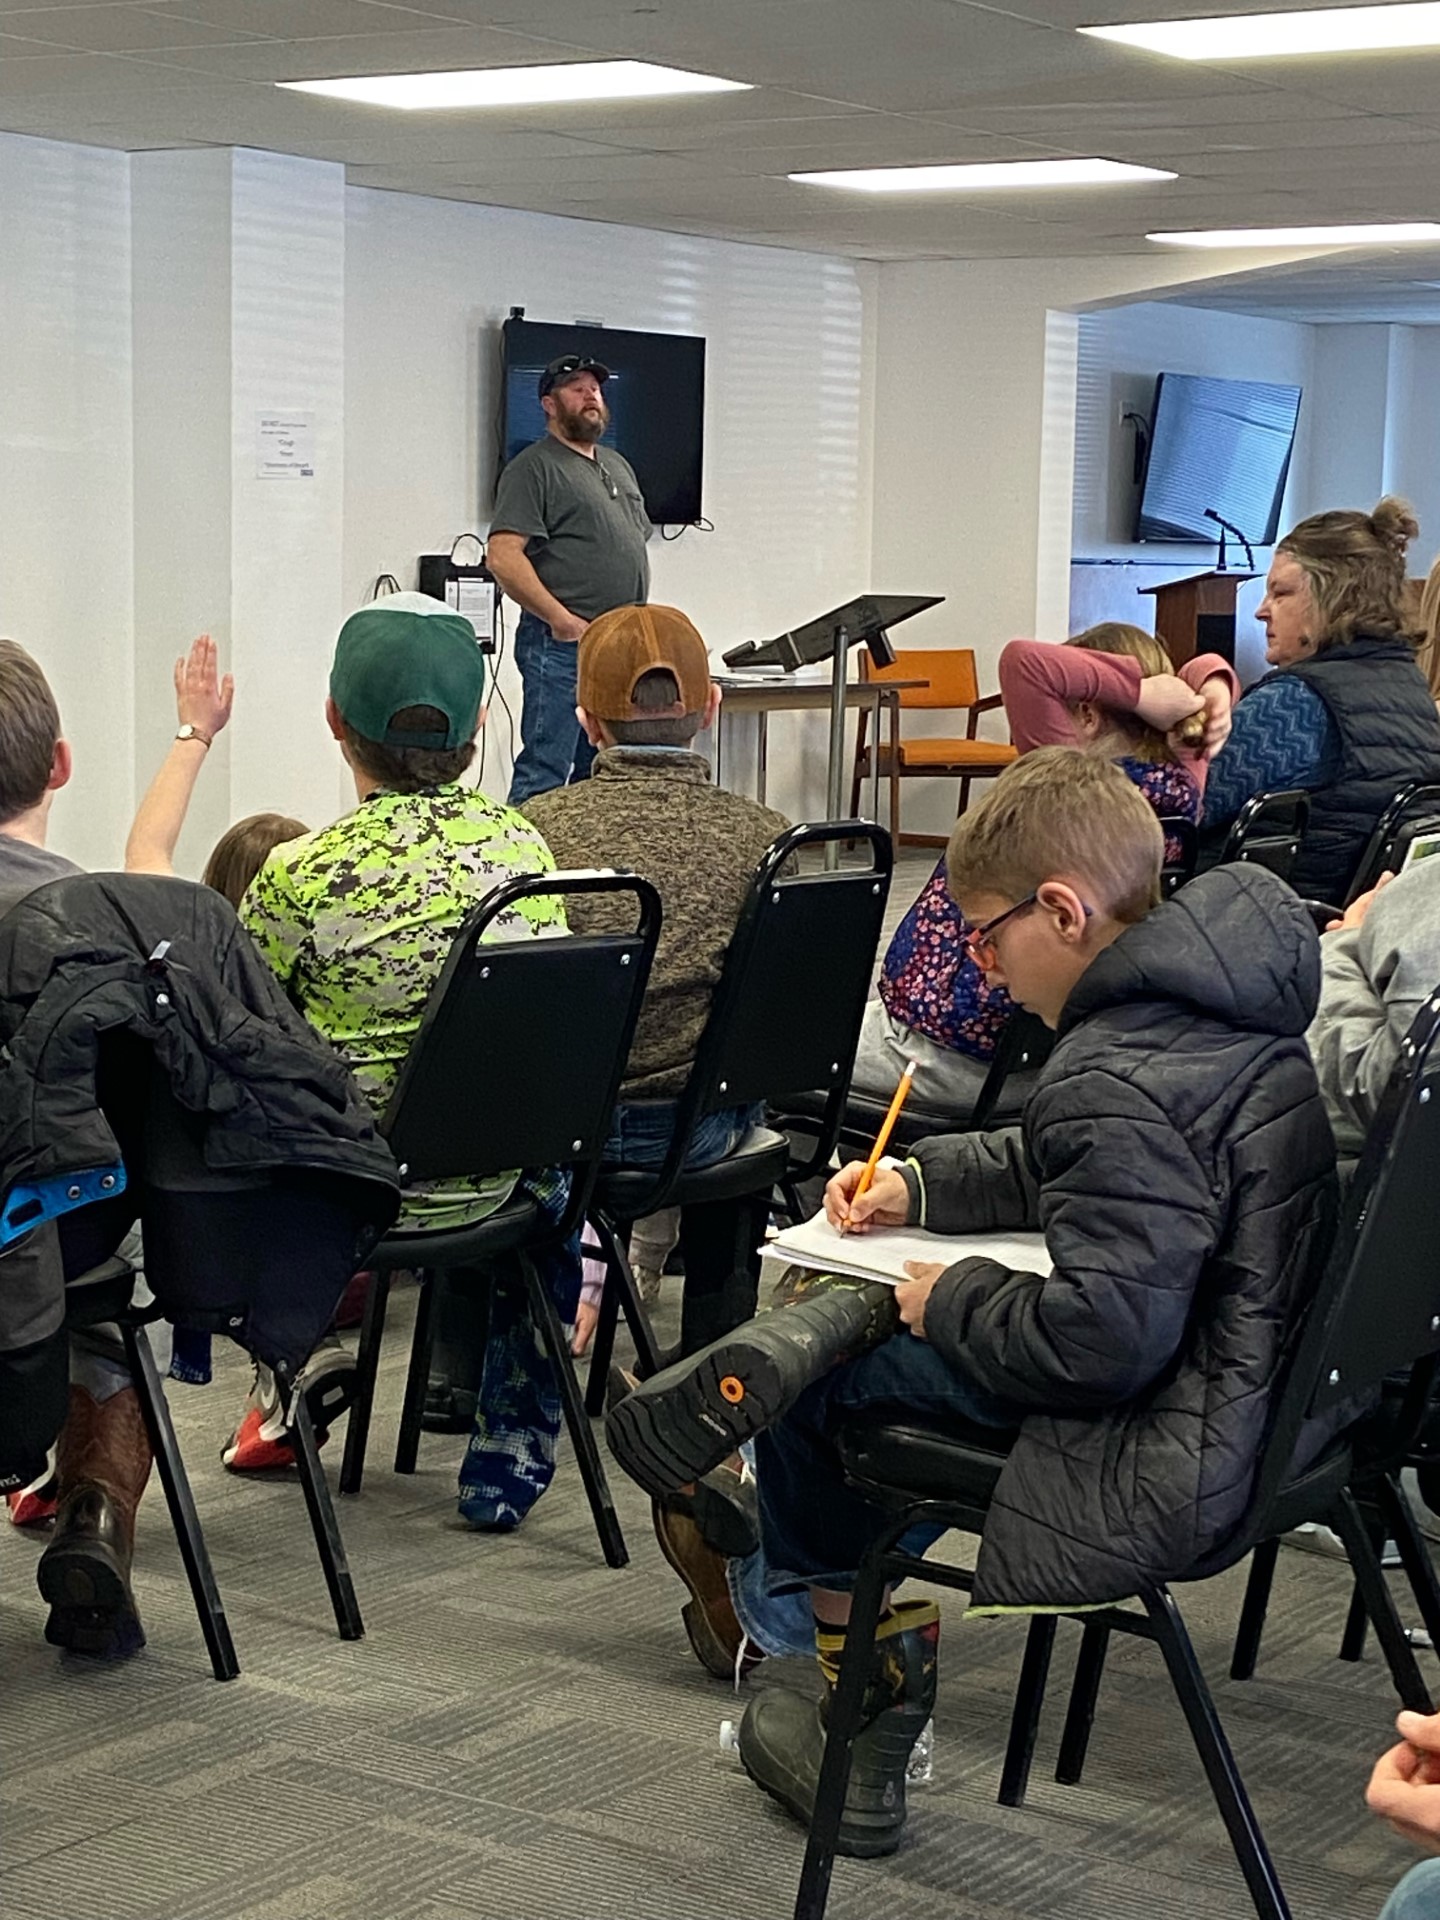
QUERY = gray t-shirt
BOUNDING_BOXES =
[0,836,79,919]
[491,435,652,623]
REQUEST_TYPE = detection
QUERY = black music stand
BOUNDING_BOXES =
[724,594,941,863]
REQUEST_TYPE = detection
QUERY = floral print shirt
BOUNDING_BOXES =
[878,756,1201,1060]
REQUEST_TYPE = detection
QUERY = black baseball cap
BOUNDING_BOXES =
[539,353,611,399]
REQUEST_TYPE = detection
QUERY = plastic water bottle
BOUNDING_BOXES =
[907,1718,935,1787]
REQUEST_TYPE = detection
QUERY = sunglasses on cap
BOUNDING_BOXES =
[540,354,610,396]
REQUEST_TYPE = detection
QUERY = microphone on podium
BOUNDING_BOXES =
[1203,508,1255,574]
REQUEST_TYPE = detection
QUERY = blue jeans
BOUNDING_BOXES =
[508,611,596,806]
[605,1100,765,1355]
[729,1332,1018,1653]
[1381,1860,1440,1920]
[457,1168,582,1530]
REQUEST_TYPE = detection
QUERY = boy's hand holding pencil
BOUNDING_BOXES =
[824,1060,919,1235]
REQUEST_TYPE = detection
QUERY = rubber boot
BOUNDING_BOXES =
[738,1599,939,1857]
[37,1386,151,1660]
[604,1268,899,1500]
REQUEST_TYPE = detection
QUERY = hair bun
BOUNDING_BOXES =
[1372,495,1419,555]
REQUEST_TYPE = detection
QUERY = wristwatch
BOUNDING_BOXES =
[175,724,211,746]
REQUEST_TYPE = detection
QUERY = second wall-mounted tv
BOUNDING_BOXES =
[1136,372,1302,546]
[499,316,706,525]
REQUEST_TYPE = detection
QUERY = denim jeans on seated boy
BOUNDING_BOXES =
[604,1100,764,1355]
[457,1166,582,1531]
[727,1331,1019,1655]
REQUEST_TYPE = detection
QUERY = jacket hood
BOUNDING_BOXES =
[1060,864,1319,1041]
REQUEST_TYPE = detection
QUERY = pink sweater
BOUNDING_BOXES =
[998,640,1240,795]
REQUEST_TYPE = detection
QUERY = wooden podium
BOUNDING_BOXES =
[1139,571,1257,669]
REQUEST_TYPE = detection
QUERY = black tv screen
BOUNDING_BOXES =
[1135,372,1301,546]
[499,317,705,524]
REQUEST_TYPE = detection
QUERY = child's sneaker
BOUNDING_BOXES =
[6,1463,58,1528]
[222,1403,296,1472]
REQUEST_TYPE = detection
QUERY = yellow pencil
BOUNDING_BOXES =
[843,1059,917,1232]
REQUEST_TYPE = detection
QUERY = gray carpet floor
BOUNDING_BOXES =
[0,849,1424,1919]
[0,1289,1426,1920]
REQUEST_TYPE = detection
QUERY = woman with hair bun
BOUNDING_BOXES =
[1202,496,1440,903]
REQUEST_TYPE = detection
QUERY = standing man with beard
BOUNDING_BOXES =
[489,354,654,804]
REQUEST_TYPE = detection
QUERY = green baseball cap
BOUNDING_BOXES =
[329,602,485,750]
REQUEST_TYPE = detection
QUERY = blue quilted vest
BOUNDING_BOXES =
[1276,632,1440,902]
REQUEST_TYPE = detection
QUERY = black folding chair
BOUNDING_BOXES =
[1220,789,1311,883]
[337,872,659,1570]
[1345,781,1440,905]
[584,822,892,1407]
[788,990,1440,1920]
[1157,814,1199,897]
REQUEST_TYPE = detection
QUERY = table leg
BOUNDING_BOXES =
[888,689,901,843]
[870,693,883,824]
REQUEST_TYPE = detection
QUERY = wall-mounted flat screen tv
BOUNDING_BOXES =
[498,316,706,524]
[1135,372,1302,546]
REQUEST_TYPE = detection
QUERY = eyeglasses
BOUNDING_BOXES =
[962,892,1095,969]
[962,893,1038,968]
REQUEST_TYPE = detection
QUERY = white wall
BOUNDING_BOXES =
[342,188,875,823]
[0,134,134,871]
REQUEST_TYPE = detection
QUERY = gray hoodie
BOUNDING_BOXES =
[1309,854,1440,1158]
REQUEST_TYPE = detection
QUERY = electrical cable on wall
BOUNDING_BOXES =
[660,517,715,542]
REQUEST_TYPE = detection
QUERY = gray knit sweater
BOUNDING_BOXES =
[1308,853,1440,1156]
[521,747,790,1100]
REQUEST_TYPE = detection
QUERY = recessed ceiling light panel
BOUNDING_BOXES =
[278,60,750,110]
[789,158,1176,191]
[1148,222,1440,246]
[1083,3,1440,60]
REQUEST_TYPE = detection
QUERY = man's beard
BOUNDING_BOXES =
[555,395,608,443]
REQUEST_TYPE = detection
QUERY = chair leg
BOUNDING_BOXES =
[276,1363,363,1643]
[1141,1586,1291,1920]
[1377,1472,1440,1655]
[1055,1620,1110,1787]
[999,1614,1055,1807]
[1338,1495,1388,1664]
[794,1545,894,1920]
[521,1252,628,1568]
[120,1320,239,1683]
[339,1266,391,1496]
[584,1225,626,1418]
[1231,1538,1281,1682]
[394,1268,439,1476]
[1329,1492,1435,1713]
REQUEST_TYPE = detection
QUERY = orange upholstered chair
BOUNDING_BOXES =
[849,647,1017,840]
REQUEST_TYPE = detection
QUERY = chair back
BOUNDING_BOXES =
[969,1009,1054,1131]
[639,823,892,1202]
[1345,782,1440,904]
[1158,816,1199,899]
[382,871,660,1236]
[864,647,978,711]
[1249,990,1440,1528]
[1220,789,1311,884]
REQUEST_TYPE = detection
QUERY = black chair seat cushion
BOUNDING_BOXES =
[595,1126,791,1218]
[373,1192,544,1272]
[777,1088,957,1154]
[836,1415,1020,1513]
[62,1256,139,1330]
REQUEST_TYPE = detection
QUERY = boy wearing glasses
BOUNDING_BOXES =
[607,747,1336,1860]
[488,355,653,806]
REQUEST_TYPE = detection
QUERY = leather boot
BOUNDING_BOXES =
[37,1386,151,1659]
[605,1268,899,1500]
[738,1599,939,1857]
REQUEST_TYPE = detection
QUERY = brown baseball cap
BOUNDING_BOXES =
[577,604,711,721]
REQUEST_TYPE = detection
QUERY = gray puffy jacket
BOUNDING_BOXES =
[903,864,1338,1610]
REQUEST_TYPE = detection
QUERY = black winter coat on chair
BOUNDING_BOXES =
[0,872,400,1485]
